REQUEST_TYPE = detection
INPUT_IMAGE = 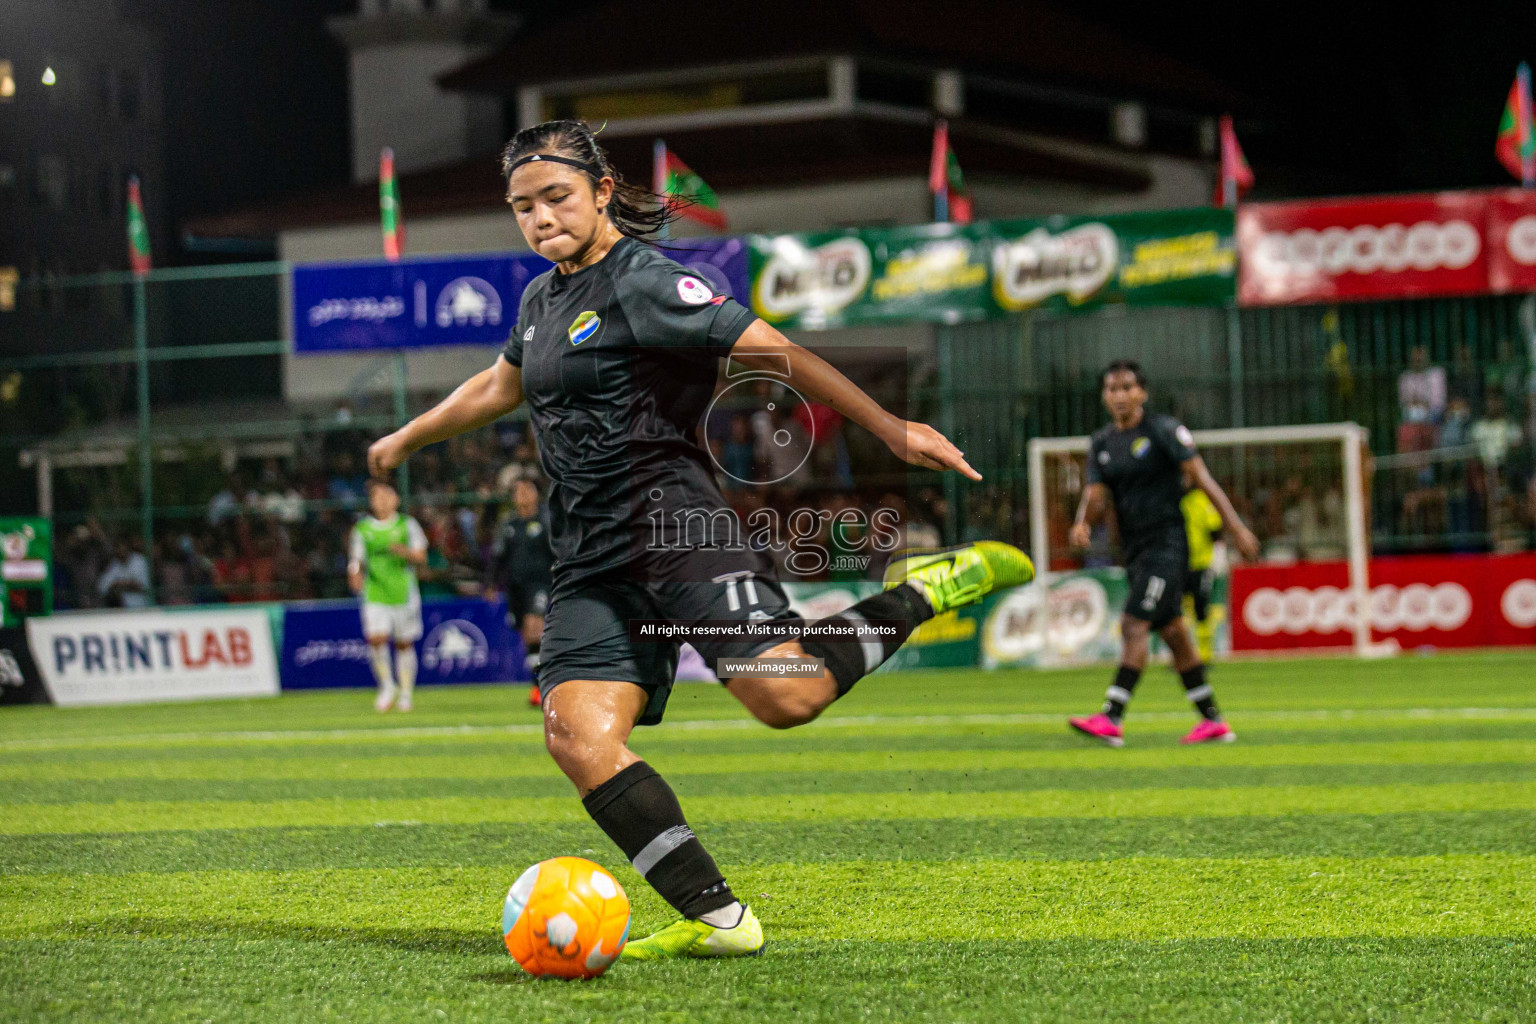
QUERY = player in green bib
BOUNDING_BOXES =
[348,479,429,712]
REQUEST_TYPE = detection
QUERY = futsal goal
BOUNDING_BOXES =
[1025,422,1386,660]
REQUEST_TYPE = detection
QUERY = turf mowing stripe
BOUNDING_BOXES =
[6,720,1534,773]
[5,737,1529,783]
[1,936,1531,1024]
[4,706,1535,756]
[4,780,1532,835]
[3,854,1532,940]
[8,761,1536,807]
[6,812,1533,876]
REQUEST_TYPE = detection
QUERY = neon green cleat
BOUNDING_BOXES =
[882,540,1034,616]
[619,905,765,961]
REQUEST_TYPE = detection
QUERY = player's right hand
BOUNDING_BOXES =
[1231,524,1261,561]
[1068,522,1091,549]
[367,431,410,478]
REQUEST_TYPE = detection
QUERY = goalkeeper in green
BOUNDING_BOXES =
[348,478,429,712]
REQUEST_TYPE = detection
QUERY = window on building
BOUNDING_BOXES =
[542,63,829,124]
[117,69,140,121]
[0,60,15,101]
[0,268,17,313]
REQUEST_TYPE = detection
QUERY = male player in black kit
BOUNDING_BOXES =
[490,477,553,705]
[1067,359,1259,747]
[368,120,1033,962]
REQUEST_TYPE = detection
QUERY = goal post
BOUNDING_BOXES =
[1026,421,1380,658]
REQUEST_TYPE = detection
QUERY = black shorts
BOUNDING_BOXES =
[506,582,551,624]
[1124,529,1189,629]
[537,551,796,726]
[1184,567,1213,622]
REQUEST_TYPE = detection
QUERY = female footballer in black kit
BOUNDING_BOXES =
[367,120,1034,960]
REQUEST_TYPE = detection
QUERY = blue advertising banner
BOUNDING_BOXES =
[280,597,526,689]
[292,239,750,354]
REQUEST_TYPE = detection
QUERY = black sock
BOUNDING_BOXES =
[1180,663,1221,721]
[801,584,933,697]
[1102,665,1142,723]
[581,761,736,919]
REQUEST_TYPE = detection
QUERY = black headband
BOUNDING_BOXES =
[509,153,605,176]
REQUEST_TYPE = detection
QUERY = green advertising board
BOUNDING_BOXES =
[0,517,53,626]
[747,207,1236,331]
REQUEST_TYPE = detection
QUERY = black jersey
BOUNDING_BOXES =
[1086,413,1198,555]
[491,509,554,591]
[500,237,757,595]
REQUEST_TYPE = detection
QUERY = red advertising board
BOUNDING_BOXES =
[1230,553,1536,652]
[1486,188,1536,293]
[1238,188,1536,305]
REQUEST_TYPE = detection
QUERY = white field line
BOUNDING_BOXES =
[2,706,1534,753]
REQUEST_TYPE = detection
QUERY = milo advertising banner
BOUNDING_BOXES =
[978,568,1230,668]
[747,208,1235,330]
[0,518,52,627]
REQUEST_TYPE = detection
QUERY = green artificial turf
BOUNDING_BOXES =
[3,653,1535,1022]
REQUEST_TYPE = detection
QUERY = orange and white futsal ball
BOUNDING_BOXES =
[502,856,630,979]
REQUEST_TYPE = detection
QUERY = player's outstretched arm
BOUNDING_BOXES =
[368,356,524,477]
[729,320,980,481]
[1182,455,1260,560]
[1069,483,1107,550]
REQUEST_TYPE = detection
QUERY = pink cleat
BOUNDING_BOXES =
[1068,713,1124,748]
[1181,719,1236,744]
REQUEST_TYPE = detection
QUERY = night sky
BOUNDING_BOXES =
[121,0,1535,255]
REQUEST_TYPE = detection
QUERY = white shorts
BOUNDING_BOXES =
[362,601,423,643]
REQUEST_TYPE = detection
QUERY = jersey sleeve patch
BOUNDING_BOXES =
[676,275,713,305]
[1175,424,1196,449]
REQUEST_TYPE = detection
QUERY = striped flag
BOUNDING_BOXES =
[653,141,727,230]
[380,148,404,260]
[1496,63,1535,186]
[126,176,152,275]
[928,120,973,224]
[1214,115,1254,208]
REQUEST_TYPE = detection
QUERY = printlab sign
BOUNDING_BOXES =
[292,254,543,353]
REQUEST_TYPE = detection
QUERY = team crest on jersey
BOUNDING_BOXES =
[676,275,713,305]
[523,325,535,341]
[1131,437,1152,458]
[568,310,601,345]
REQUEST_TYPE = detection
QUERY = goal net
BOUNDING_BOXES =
[1024,422,1379,662]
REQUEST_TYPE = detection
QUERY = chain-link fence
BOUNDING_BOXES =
[4,262,1534,608]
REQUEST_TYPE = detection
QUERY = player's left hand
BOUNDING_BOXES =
[367,431,411,478]
[891,421,981,481]
[1231,525,1261,561]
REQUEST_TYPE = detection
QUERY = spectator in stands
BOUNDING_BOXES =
[1441,395,1473,448]
[1473,394,1525,479]
[57,520,111,609]
[495,433,543,492]
[154,538,190,605]
[181,533,220,604]
[1449,343,1483,410]
[327,453,366,509]
[1397,345,1445,454]
[1485,337,1530,412]
[1400,346,1443,478]
[214,540,253,602]
[208,473,247,526]
[98,536,150,608]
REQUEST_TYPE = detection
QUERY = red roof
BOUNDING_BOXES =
[441,0,1240,109]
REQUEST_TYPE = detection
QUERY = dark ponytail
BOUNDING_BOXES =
[500,119,698,241]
